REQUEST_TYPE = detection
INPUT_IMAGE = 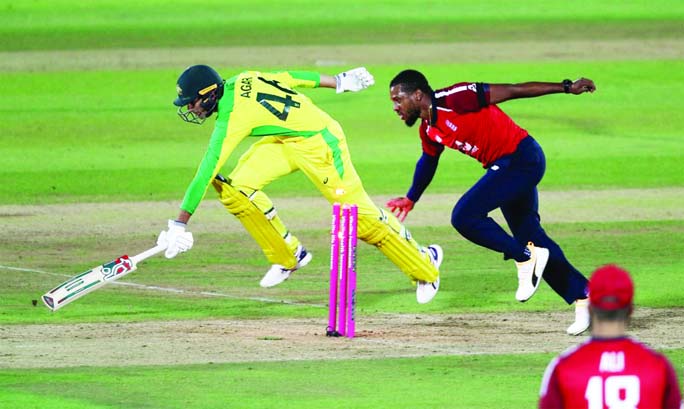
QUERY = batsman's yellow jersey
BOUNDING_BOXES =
[180,70,341,214]
[178,69,439,284]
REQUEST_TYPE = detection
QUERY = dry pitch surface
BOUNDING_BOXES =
[4,309,684,369]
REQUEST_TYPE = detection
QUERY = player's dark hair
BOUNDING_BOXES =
[390,69,433,94]
[592,306,631,322]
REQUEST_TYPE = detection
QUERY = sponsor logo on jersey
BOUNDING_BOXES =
[445,120,458,132]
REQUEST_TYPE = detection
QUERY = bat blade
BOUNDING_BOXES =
[42,255,137,311]
[41,244,166,312]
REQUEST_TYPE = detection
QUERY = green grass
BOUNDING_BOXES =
[0,354,575,409]
[1,60,683,205]
[1,0,683,51]
[2,350,683,409]
[1,1,683,408]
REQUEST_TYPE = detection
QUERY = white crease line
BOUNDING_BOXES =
[0,264,325,308]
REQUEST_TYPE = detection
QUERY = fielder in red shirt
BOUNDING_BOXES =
[539,265,682,409]
[387,70,597,334]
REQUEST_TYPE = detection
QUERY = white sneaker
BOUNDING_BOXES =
[566,298,590,335]
[427,244,443,270]
[416,245,442,304]
[259,245,312,288]
[514,242,549,302]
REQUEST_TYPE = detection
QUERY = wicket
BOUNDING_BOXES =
[327,203,358,338]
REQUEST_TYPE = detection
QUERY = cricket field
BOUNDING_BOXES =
[1,1,683,408]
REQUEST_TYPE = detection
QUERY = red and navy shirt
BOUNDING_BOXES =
[539,337,682,409]
[419,82,528,167]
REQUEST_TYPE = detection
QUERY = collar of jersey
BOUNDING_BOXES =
[429,93,438,126]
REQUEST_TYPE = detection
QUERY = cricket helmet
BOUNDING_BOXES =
[174,64,225,124]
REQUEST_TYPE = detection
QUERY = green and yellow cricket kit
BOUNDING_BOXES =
[181,70,438,281]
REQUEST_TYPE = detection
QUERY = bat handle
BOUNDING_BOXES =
[131,243,167,264]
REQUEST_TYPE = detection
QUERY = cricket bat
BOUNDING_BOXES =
[42,243,167,311]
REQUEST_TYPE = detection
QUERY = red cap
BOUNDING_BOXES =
[588,265,634,310]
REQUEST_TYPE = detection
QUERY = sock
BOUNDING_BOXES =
[514,247,532,263]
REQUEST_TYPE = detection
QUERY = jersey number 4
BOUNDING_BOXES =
[257,77,301,121]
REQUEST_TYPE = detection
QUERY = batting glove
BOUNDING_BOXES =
[158,220,194,259]
[335,67,375,93]
[386,197,415,222]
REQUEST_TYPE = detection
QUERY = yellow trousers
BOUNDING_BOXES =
[225,120,439,283]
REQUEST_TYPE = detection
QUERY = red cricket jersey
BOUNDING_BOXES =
[419,82,529,167]
[539,337,682,409]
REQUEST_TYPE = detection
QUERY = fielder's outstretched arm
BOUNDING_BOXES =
[488,78,596,105]
[387,152,441,222]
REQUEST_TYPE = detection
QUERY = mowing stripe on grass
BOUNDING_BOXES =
[1,39,682,72]
[2,188,683,238]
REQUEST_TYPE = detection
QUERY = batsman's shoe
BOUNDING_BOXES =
[416,245,443,304]
[566,298,590,335]
[514,242,549,302]
[259,245,313,288]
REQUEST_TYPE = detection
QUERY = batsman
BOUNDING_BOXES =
[157,65,443,303]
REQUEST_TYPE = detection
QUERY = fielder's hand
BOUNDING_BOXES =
[386,197,415,222]
[568,77,596,94]
[335,67,375,93]
[158,220,194,259]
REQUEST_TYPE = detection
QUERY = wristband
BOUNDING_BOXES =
[169,219,187,228]
[562,79,573,94]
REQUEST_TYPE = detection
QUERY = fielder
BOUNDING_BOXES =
[158,65,442,303]
[387,69,596,332]
[539,265,682,408]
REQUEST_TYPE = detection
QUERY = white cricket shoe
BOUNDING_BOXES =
[566,298,590,335]
[259,245,313,288]
[515,242,549,302]
[416,245,442,304]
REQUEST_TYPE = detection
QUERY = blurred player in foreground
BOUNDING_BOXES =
[387,70,595,333]
[158,65,442,303]
[539,264,682,408]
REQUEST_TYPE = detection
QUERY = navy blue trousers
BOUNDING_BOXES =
[451,136,587,304]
